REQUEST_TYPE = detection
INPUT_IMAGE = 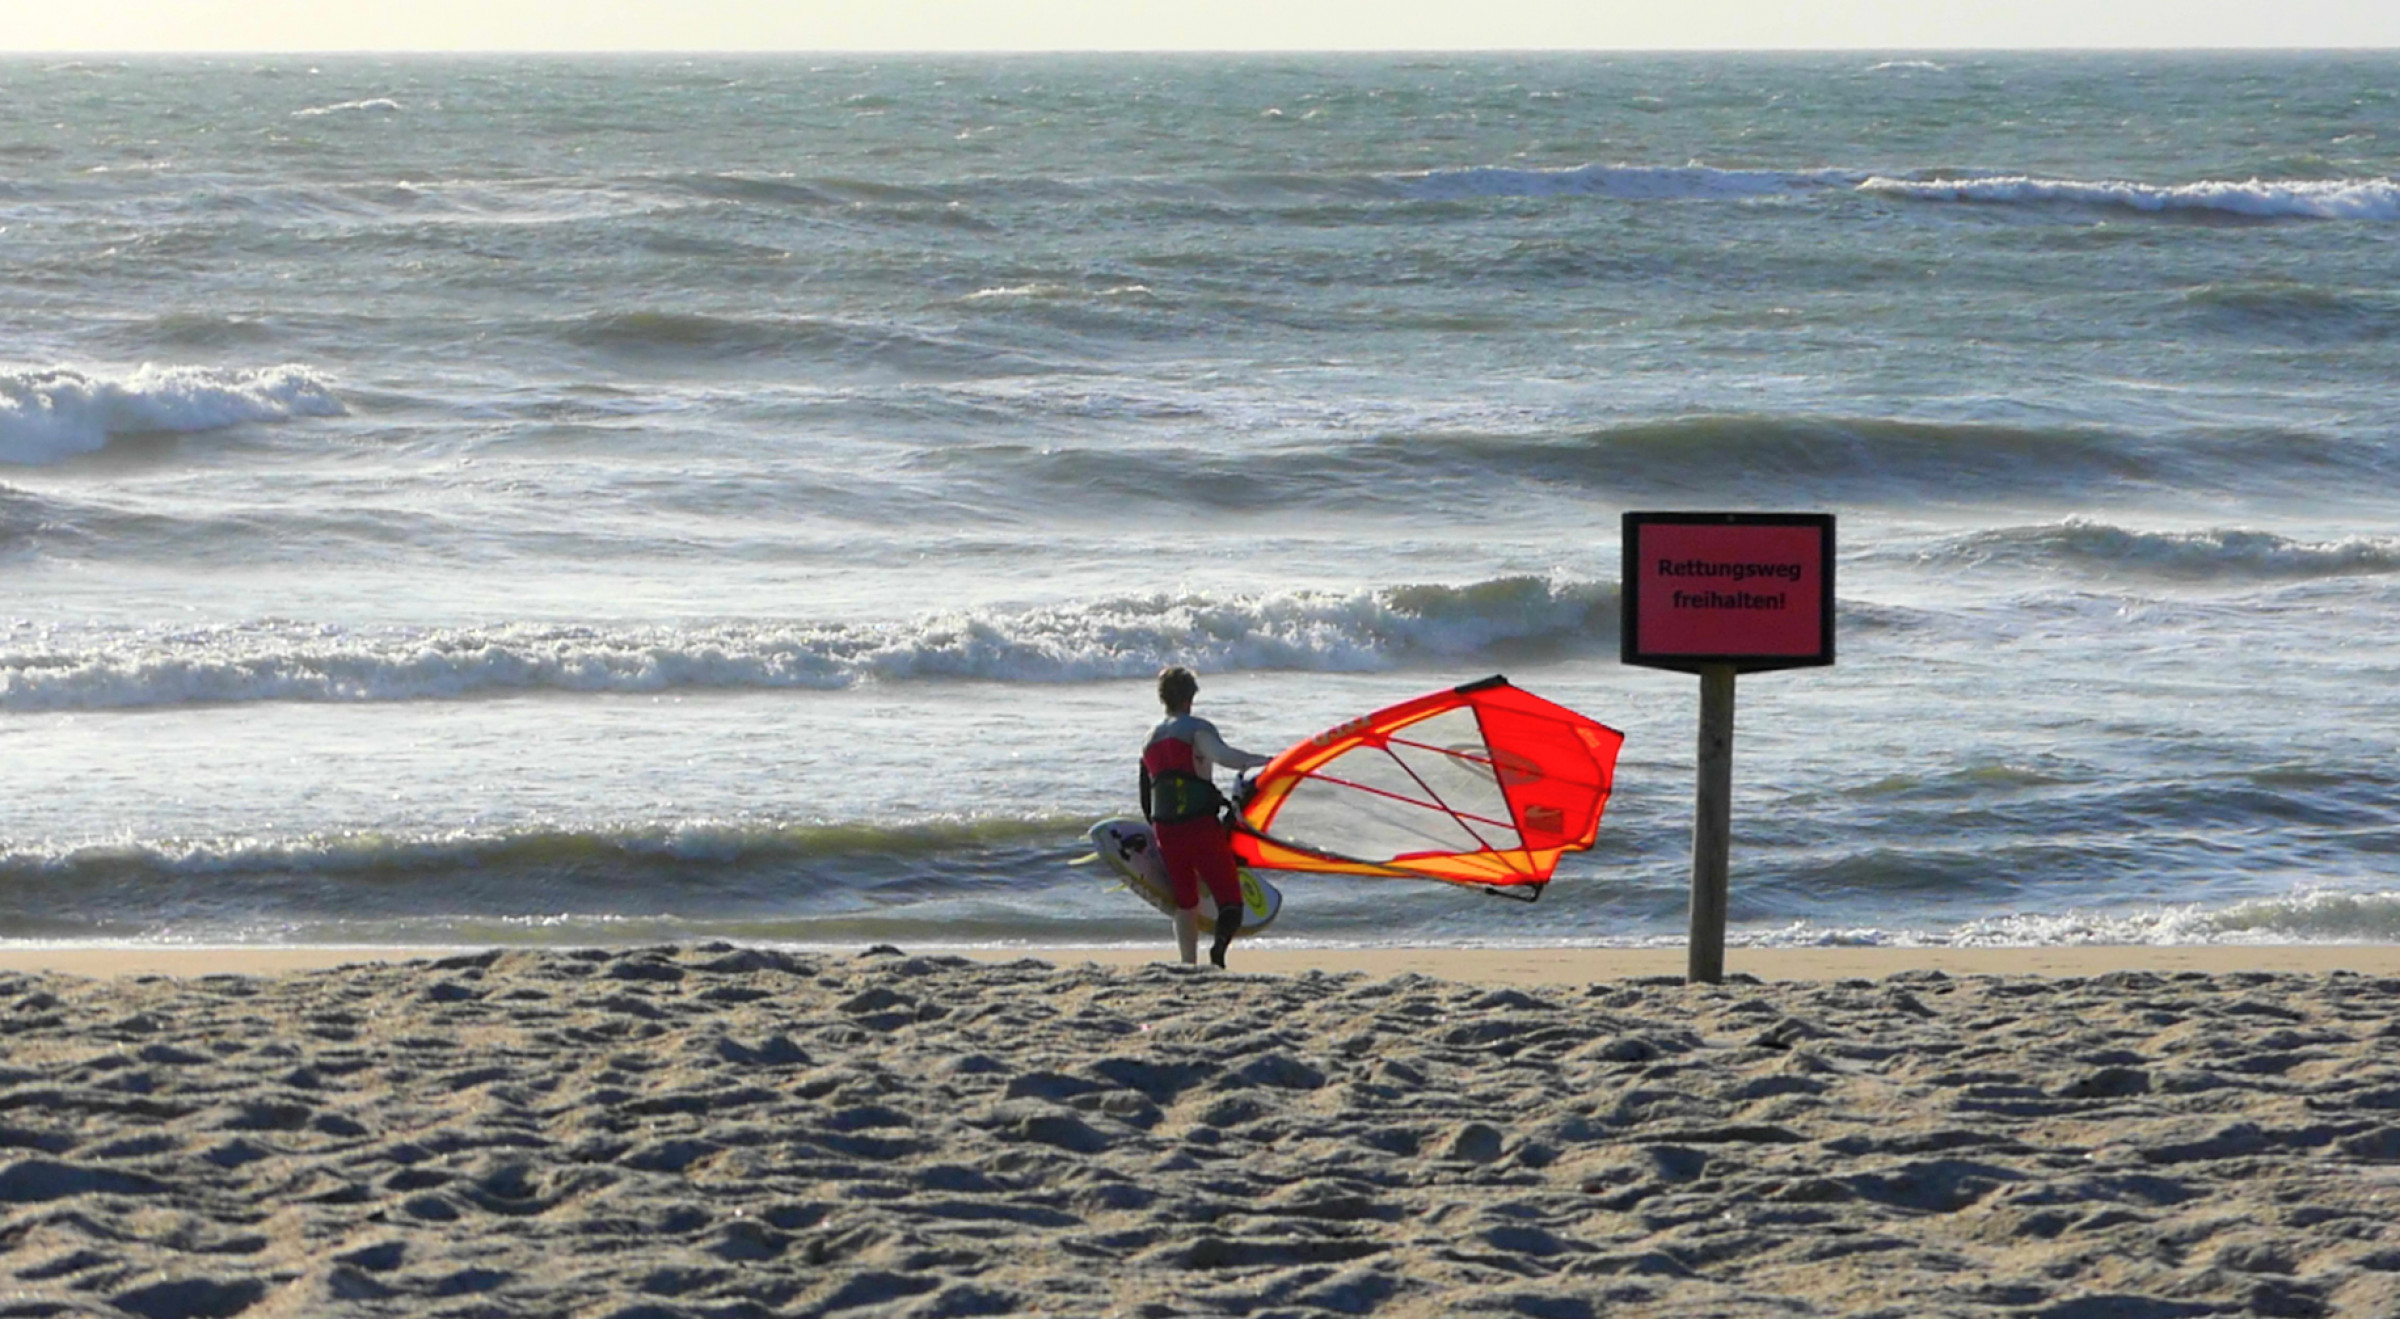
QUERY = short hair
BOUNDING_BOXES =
[1157,666,1199,711]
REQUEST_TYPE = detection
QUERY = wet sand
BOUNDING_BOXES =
[4,942,2399,1316]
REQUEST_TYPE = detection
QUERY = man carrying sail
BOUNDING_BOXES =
[1140,666,1271,968]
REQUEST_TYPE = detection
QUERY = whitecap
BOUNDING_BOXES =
[292,97,405,118]
[961,283,1074,301]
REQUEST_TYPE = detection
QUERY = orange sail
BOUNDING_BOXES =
[1231,676,1624,896]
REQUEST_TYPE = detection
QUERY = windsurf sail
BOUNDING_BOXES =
[1231,676,1624,898]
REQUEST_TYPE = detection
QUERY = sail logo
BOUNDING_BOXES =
[1310,715,1378,748]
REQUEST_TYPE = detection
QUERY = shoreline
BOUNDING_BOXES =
[8,940,2400,983]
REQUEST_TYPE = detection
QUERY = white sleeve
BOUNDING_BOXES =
[1191,719,1271,772]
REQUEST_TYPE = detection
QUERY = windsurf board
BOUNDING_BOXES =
[1084,816,1282,937]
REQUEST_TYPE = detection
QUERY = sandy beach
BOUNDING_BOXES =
[3,943,2398,1317]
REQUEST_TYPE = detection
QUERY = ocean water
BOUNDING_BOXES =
[6,52,2400,951]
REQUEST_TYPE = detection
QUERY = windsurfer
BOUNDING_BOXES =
[1140,666,1271,967]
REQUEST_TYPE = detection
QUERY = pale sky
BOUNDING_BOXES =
[9,0,2400,53]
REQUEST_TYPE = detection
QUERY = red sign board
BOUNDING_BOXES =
[1622,512,1835,673]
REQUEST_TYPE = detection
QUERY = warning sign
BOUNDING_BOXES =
[1622,512,1835,674]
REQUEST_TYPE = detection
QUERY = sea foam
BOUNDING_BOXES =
[1737,887,2400,948]
[0,364,345,466]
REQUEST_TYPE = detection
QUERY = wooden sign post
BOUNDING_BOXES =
[1622,512,1835,984]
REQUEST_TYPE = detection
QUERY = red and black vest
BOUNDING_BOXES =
[1141,734,1226,826]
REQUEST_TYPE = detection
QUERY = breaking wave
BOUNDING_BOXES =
[1860,174,2400,221]
[0,577,1618,712]
[0,364,345,466]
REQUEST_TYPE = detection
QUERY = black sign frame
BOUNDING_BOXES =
[1622,511,1837,675]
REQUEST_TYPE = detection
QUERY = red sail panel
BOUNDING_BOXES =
[1232,676,1623,889]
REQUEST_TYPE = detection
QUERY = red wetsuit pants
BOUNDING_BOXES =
[1154,817,1242,913]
